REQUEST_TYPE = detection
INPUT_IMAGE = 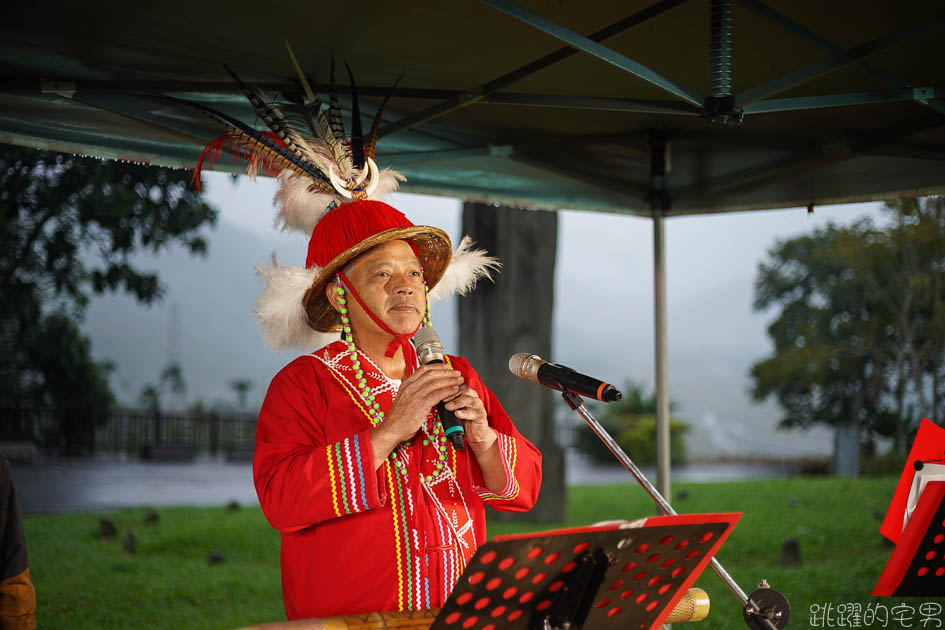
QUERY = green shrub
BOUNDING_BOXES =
[573,380,688,466]
[860,449,907,476]
[576,411,688,466]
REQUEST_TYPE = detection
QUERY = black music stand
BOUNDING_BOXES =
[431,513,739,630]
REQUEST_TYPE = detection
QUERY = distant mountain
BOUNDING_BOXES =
[84,210,459,412]
[85,220,298,409]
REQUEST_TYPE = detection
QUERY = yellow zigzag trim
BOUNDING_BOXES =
[326,444,341,517]
[511,435,518,472]
[388,462,405,610]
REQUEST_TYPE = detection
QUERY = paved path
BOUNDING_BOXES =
[11,454,798,516]
[564,451,802,485]
[13,458,259,515]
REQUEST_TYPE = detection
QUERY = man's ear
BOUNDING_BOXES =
[325,281,341,312]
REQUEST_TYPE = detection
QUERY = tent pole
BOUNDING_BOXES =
[653,209,670,500]
[650,133,671,500]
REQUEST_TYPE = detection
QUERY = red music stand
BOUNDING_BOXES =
[880,419,945,545]
[430,513,740,630]
[874,480,945,596]
[875,418,945,596]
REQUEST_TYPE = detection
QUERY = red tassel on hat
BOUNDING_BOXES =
[193,131,284,192]
[305,200,414,268]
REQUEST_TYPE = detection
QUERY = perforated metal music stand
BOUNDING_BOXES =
[874,480,945,596]
[430,513,740,630]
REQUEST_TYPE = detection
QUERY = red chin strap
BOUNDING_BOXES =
[337,272,420,376]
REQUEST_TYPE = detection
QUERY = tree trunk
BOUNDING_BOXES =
[895,369,905,454]
[909,348,929,420]
[932,254,943,425]
[934,359,942,426]
[459,202,565,523]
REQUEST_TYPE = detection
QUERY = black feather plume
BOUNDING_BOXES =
[328,53,345,142]
[345,62,365,170]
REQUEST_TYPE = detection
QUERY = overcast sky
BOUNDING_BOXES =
[85,171,887,458]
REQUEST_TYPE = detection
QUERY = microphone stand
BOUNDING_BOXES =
[560,390,788,630]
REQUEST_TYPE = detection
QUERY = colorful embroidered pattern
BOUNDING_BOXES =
[316,345,398,428]
[475,432,520,502]
[389,457,421,610]
[326,435,372,516]
[313,341,509,609]
[387,461,405,610]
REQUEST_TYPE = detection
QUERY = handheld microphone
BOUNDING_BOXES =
[508,353,622,402]
[413,327,465,449]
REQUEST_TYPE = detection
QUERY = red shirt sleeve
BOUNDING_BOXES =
[253,357,388,533]
[450,356,542,513]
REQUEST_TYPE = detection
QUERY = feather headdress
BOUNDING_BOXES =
[188,46,499,351]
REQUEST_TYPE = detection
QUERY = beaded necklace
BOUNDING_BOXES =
[333,273,448,479]
[333,273,477,549]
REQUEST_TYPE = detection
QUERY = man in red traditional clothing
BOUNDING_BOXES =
[190,58,542,620]
[252,199,542,620]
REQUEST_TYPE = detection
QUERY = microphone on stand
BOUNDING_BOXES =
[413,327,465,449]
[508,353,622,402]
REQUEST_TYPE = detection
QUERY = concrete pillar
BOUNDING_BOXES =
[833,423,860,477]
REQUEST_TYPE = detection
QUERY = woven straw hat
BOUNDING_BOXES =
[300,200,452,332]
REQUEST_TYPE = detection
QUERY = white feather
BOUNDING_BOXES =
[273,169,406,235]
[429,236,501,302]
[254,255,338,351]
[272,172,333,235]
[366,168,406,201]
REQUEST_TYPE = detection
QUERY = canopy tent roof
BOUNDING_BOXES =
[1,0,944,216]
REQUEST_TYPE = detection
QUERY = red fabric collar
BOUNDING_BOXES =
[336,272,420,375]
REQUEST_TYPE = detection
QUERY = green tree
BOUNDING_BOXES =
[229,379,253,410]
[838,198,945,450]
[751,222,888,432]
[139,385,162,415]
[575,381,688,467]
[879,197,945,431]
[0,146,216,450]
[750,197,945,471]
[138,362,188,413]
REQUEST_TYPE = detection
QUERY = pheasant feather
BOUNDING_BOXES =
[285,41,317,104]
[224,65,323,170]
[282,45,353,177]
[168,95,332,188]
[328,55,345,141]
[345,62,365,170]
[366,73,403,161]
[306,101,349,174]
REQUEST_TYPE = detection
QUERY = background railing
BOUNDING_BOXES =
[0,404,257,458]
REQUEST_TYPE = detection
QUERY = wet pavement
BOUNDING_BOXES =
[11,453,801,516]
[564,450,803,485]
[13,457,259,515]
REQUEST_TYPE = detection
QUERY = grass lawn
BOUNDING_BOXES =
[25,476,923,629]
